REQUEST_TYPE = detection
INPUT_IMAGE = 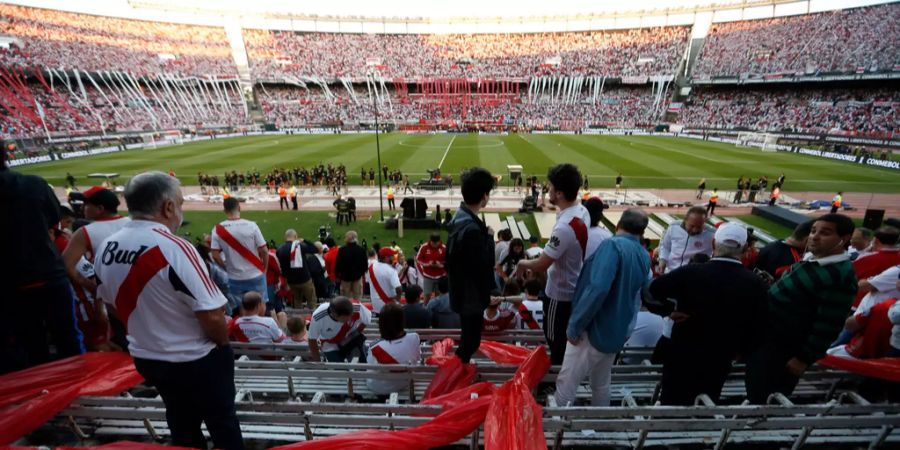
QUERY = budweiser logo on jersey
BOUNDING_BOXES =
[100,241,149,266]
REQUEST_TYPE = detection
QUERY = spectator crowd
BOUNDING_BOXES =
[244,27,689,80]
[680,86,900,138]
[694,2,900,78]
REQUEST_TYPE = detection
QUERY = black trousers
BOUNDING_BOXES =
[456,312,484,363]
[134,346,244,449]
[543,299,572,366]
[1,279,85,374]
[660,353,733,406]
[706,202,716,216]
[279,197,289,210]
[291,197,298,210]
[388,198,395,210]
[745,340,801,404]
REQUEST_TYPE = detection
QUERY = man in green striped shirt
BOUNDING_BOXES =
[746,214,858,404]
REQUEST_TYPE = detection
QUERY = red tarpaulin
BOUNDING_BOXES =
[817,355,900,382]
[0,352,143,445]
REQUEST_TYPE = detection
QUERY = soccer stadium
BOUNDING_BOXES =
[2,0,900,448]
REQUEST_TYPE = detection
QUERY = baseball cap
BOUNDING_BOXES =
[83,186,120,210]
[714,222,748,247]
[378,247,397,258]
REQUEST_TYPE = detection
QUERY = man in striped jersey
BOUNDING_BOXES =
[94,172,243,449]
[745,213,858,404]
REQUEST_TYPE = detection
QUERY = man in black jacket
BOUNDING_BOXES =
[447,168,496,363]
[1,152,84,373]
[276,229,318,309]
[647,222,768,405]
[335,231,368,299]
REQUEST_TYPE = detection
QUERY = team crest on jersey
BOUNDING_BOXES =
[694,241,704,248]
[101,241,149,266]
[548,235,561,248]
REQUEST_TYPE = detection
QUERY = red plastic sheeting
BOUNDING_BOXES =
[422,355,476,401]
[0,352,143,445]
[418,382,496,413]
[269,395,493,450]
[484,346,550,450]
[478,341,534,365]
[818,355,900,382]
[424,338,455,366]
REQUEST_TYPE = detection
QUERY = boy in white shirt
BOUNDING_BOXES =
[308,296,372,362]
[229,292,286,344]
[366,304,421,395]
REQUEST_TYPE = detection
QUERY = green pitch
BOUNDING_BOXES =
[17,133,900,192]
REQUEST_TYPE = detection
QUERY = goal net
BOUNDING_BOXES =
[140,130,183,149]
[736,132,779,152]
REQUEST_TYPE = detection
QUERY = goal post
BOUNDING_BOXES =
[736,131,779,152]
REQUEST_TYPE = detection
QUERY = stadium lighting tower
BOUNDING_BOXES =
[369,72,385,222]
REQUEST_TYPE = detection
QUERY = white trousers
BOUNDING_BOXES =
[554,333,616,407]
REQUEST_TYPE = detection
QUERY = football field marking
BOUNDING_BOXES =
[437,135,457,169]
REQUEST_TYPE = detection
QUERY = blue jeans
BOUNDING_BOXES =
[227,275,268,313]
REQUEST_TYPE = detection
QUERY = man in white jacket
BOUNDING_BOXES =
[658,206,714,274]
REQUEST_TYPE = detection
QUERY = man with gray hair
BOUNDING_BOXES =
[646,222,767,405]
[554,208,652,407]
[94,171,243,449]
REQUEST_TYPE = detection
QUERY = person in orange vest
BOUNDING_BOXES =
[222,187,231,200]
[706,188,719,216]
[278,184,288,210]
[386,186,396,210]
[581,188,590,203]
[831,191,843,214]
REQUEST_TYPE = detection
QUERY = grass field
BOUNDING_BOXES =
[17,133,900,193]
[178,210,793,257]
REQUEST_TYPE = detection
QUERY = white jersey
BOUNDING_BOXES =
[83,216,130,257]
[658,223,714,273]
[211,218,266,281]
[543,204,591,301]
[856,265,900,314]
[231,316,286,344]
[308,301,372,353]
[585,226,613,260]
[366,332,421,395]
[73,256,97,321]
[521,298,544,329]
[366,261,402,313]
[94,220,227,363]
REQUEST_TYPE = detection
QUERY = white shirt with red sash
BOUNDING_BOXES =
[308,301,372,353]
[94,220,226,363]
[211,218,266,281]
[83,216,130,257]
[366,260,402,314]
[366,332,421,394]
[230,315,286,344]
[543,203,591,302]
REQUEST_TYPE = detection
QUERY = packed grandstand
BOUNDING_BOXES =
[0,1,898,140]
[2,1,900,449]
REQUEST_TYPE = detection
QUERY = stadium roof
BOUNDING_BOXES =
[5,0,898,30]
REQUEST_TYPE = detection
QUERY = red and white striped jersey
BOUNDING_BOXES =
[83,215,130,257]
[230,315,286,344]
[482,303,520,332]
[94,220,227,363]
[211,218,266,281]
[366,260,402,313]
[308,300,372,353]
[366,332,421,395]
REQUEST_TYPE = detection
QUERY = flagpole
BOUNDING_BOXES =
[370,72,385,222]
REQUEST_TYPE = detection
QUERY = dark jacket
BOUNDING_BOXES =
[0,171,66,287]
[403,303,432,329]
[276,240,316,284]
[335,242,368,282]
[446,203,495,315]
[647,258,768,360]
[305,253,329,299]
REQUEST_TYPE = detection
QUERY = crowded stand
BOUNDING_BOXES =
[0,4,237,77]
[244,27,689,80]
[694,2,900,78]
[257,83,670,129]
[1,76,247,138]
[680,86,900,138]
